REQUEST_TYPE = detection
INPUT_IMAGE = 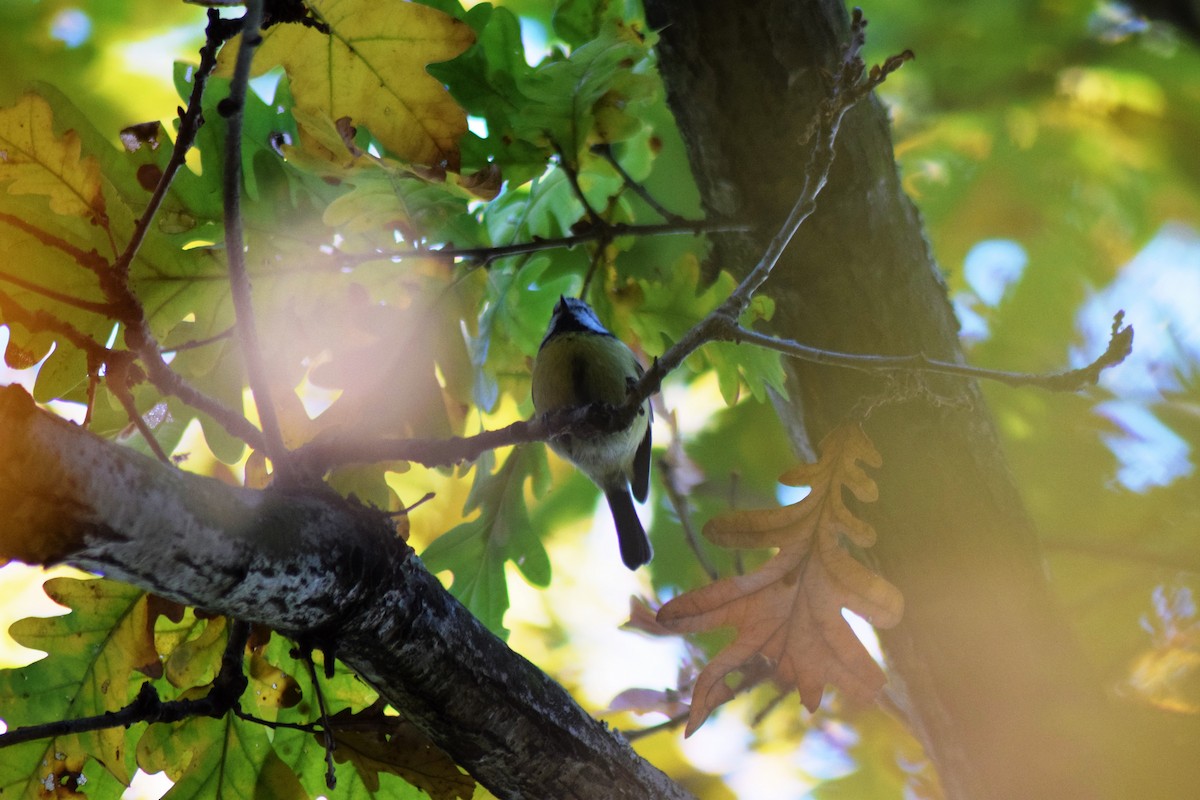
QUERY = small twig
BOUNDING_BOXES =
[233,709,324,733]
[332,219,747,271]
[300,651,338,789]
[109,374,172,465]
[623,710,690,741]
[551,140,604,226]
[385,491,436,517]
[628,18,909,405]
[292,309,1131,474]
[591,143,687,225]
[656,410,721,581]
[659,460,719,581]
[0,618,250,751]
[724,311,1134,393]
[112,9,242,280]
[0,682,165,748]
[723,11,912,321]
[222,0,289,474]
[0,291,115,364]
[580,242,606,300]
[162,325,237,354]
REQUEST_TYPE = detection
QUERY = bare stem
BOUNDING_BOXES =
[222,0,289,471]
[724,311,1134,393]
[113,9,241,280]
[333,219,747,270]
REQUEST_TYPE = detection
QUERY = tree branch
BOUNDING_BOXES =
[591,142,689,225]
[0,384,695,800]
[721,10,912,318]
[333,218,747,269]
[221,0,288,470]
[290,14,1125,481]
[112,9,241,281]
[632,17,912,407]
[723,310,1134,393]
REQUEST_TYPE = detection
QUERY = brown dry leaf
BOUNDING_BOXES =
[657,424,903,735]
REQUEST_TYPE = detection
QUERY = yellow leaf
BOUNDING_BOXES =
[658,424,904,734]
[0,93,106,224]
[223,1,474,169]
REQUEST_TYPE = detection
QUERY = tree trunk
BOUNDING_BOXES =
[642,1,1155,797]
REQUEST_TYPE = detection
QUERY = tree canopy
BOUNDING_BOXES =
[0,0,1197,798]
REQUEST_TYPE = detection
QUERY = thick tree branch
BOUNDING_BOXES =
[0,385,693,800]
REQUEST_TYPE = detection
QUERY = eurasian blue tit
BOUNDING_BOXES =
[531,296,653,569]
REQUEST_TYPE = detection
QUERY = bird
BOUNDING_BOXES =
[531,296,653,569]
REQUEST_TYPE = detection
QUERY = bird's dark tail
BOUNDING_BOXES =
[606,487,651,569]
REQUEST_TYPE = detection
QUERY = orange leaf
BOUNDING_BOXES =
[657,424,903,734]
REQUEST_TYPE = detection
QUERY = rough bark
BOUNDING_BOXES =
[0,384,692,800]
[642,0,1165,797]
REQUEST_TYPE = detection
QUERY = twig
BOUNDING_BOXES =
[109,374,171,464]
[659,457,719,582]
[591,143,687,225]
[0,618,250,751]
[0,291,114,364]
[292,309,1130,474]
[631,15,909,403]
[35,10,270,453]
[623,710,690,741]
[112,9,242,280]
[222,0,289,472]
[724,310,1134,393]
[580,240,607,300]
[0,682,164,748]
[293,401,629,473]
[333,218,746,270]
[552,140,604,226]
[0,270,116,317]
[301,652,338,789]
[162,325,237,354]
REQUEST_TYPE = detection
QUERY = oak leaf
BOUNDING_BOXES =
[221,0,474,169]
[657,424,903,734]
[324,702,475,799]
[0,93,105,224]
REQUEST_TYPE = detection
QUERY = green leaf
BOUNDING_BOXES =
[0,577,156,794]
[421,446,552,636]
[522,19,657,156]
[137,712,305,800]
